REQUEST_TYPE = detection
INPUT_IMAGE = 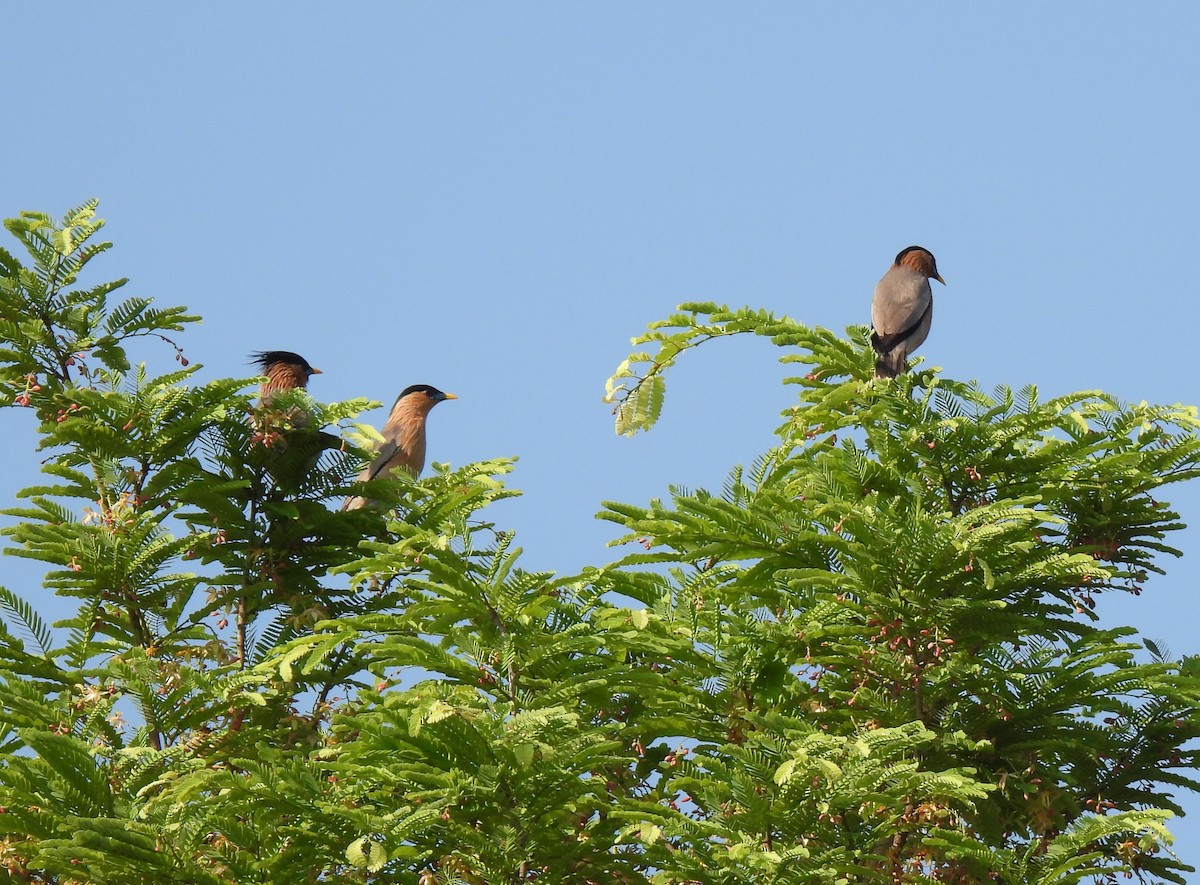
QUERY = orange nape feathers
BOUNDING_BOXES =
[870,246,946,379]
[894,246,945,285]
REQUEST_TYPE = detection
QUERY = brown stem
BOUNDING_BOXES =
[484,597,519,704]
[121,600,163,750]
[309,647,353,726]
[888,801,914,870]
[32,251,76,384]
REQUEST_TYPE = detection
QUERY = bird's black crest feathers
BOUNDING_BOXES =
[249,347,314,371]
[251,351,316,373]
[394,384,449,407]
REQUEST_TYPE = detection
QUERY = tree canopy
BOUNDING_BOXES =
[0,201,1197,884]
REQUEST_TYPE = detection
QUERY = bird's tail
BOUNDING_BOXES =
[874,349,907,379]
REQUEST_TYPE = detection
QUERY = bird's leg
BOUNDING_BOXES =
[236,596,247,670]
[236,493,261,670]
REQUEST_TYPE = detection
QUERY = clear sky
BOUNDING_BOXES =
[5,3,1200,866]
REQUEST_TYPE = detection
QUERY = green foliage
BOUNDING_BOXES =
[600,304,1200,882]
[0,205,1196,884]
[0,200,197,389]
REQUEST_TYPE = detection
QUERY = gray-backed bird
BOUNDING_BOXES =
[870,247,946,379]
[251,350,322,404]
[342,384,457,510]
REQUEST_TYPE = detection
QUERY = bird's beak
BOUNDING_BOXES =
[442,392,458,400]
[933,273,946,285]
[311,367,323,375]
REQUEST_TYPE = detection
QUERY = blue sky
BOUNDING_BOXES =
[6,3,1200,864]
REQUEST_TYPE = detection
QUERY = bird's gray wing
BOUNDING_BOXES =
[871,267,932,349]
[364,441,401,482]
[871,299,933,353]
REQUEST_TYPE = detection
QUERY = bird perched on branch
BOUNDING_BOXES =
[248,351,337,492]
[870,247,946,379]
[342,384,457,510]
[251,351,322,404]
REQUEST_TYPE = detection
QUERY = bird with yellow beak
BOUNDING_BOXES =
[251,350,323,404]
[248,350,334,488]
[870,247,946,379]
[342,384,457,510]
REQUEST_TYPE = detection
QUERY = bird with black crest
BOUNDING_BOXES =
[251,350,322,406]
[248,349,336,491]
[342,384,456,511]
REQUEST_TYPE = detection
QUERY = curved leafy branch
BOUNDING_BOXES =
[603,302,873,435]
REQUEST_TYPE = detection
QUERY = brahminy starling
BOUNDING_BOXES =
[251,350,322,404]
[342,384,456,510]
[870,247,946,379]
